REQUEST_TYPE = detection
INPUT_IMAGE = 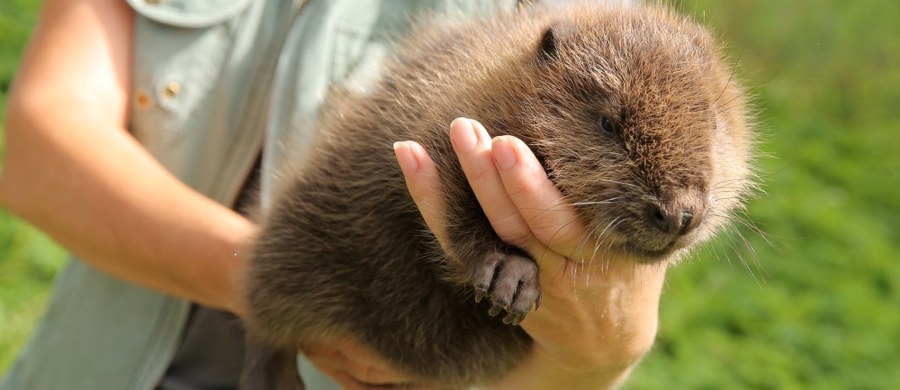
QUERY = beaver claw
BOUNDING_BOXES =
[474,288,487,303]
[502,311,528,326]
[472,251,540,325]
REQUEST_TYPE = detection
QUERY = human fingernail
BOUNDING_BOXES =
[393,141,419,174]
[492,137,517,171]
[469,119,491,145]
[450,117,477,152]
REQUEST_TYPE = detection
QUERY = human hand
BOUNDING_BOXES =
[304,337,422,389]
[394,118,667,388]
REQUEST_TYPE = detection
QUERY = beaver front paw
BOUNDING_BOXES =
[472,250,541,326]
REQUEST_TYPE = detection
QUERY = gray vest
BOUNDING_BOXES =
[1,0,515,389]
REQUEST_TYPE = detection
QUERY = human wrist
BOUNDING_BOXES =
[523,304,658,376]
[515,258,665,381]
[194,212,256,317]
[220,247,250,317]
[493,342,638,390]
[223,217,256,317]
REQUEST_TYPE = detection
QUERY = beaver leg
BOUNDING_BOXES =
[444,193,542,326]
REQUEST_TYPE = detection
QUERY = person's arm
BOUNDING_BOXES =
[1,1,429,386]
[0,0,253,315]
[2,1,415,386]
[395,118,665,388]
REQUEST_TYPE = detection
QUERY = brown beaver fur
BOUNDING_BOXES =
[242,2,754,388]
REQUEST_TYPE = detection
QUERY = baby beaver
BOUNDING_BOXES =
[242,2,754,388]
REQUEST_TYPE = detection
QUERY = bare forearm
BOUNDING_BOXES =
[0,0,253,315]
[0,109,254,314]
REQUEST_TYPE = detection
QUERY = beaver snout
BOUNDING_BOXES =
[645,193,708,236]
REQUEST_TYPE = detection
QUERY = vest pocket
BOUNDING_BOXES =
[127,0,253,148]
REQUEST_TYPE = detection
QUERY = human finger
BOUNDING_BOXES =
[491,135,589,258]
[394,140,449,249]
[450,118,534,247]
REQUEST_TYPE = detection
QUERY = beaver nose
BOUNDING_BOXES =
[647,203,704,236]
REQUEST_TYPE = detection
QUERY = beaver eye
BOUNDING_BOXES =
[599,116,617,136]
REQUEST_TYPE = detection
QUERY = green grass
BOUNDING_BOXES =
[0,0,65,372]
[1,0,898,388]
[0,0,70,372]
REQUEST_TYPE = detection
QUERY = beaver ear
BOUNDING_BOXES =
[537,22,572,62]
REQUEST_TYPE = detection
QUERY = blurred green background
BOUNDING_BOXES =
[1,0,898,388]
[0,0,69,376]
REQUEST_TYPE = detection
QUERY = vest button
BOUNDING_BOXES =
[136,90,152,109]
[163,81,181,99]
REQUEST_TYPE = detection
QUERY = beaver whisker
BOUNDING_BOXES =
[570,197,625,206]
[595,217,624,277]
[719,221,765,285]
[714,53,743,105]
[590,178,641,189]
